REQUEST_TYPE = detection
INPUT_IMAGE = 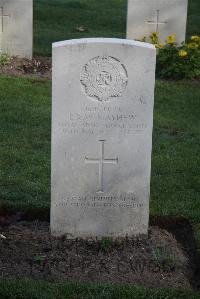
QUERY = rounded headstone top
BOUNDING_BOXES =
[52,38,155,50]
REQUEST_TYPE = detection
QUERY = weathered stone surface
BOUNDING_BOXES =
[51,38,156,238]
[127,0,188,45]
[0,0,32,58]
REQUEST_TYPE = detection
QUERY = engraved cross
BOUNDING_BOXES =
[0,7,10,33]
[146,10,167,34]
[85,140,118,193]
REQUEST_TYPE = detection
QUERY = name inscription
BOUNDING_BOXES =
[58,105,148,135]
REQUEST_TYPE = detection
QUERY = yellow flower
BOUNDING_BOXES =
[178,50,188,57]
[149,32,158,44]
[150,32,158,38]
[191,35,200,42]
[187,42,198,49]
[166,34,176,44]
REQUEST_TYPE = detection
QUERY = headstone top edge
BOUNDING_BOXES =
[52,38,156,50]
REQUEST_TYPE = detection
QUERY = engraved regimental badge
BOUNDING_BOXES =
[80,56,128,102]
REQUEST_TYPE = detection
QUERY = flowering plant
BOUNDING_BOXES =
[148,33,200,79]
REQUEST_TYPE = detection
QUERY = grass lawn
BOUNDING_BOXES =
[0,77,51,212]
[1,279,200,299]
[34,0,200,56]
[34,0,127,56]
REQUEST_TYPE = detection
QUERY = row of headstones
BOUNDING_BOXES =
[0,0,188,59]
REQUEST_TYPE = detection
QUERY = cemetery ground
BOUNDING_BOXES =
[0,77,200,297]
[0,0,200,298]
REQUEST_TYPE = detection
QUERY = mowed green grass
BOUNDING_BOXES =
[34,0,127,56]
[34,0,200,56]
[0,77,51,212]
[1,279,200,299]
[0,77,199,230]
[187,0,200,39]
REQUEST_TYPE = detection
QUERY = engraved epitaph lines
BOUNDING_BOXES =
[0,7,10,33]
[85,140,118,193]
[146,10,167,34]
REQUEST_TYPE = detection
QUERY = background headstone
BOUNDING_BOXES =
[0,0,32,58]
[127,0,188,45]
[51,38,156,238]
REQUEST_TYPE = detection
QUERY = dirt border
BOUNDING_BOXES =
[0,210,200,289]
[0,57,51,80]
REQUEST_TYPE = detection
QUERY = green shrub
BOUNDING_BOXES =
[141,33,200,80]
[156,35,200,80]
[0,52,11,66]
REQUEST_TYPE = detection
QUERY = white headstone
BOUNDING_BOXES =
[51,38,156,238]
[127,0,188,45]
[0,0,33,58]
